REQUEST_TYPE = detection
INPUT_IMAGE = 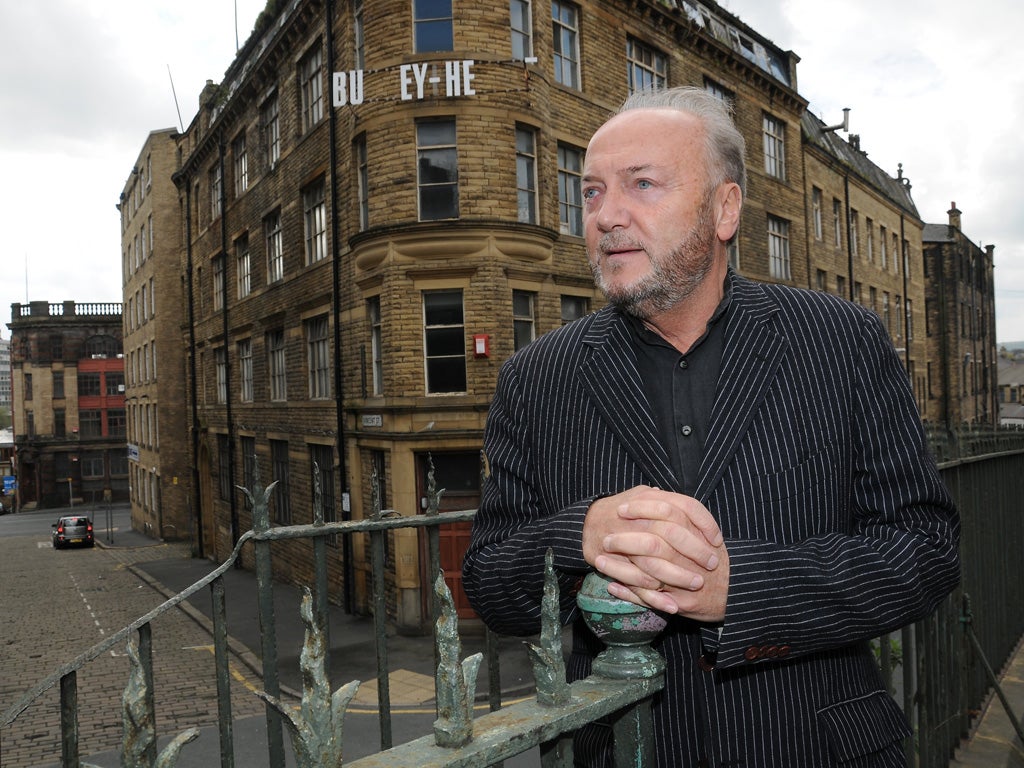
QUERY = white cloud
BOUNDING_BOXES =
[0,0,266,336]
[2,0,1022,343]
[725,0,1024,341]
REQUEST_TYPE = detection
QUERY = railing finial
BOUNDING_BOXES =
[526,548,570,705]
[256,587,359,767]
[433,573,482,748]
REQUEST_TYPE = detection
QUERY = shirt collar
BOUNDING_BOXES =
[624,271,734,353]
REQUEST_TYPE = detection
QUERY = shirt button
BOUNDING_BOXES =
[678,359,688,369]
[680,425,693,436]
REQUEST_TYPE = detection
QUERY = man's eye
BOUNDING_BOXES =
[636,179,653,190]
[583,187,599,199]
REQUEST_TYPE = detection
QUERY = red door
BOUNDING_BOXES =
[417,452,482,620]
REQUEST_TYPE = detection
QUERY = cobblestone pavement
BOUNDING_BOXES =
[0,532,265,768]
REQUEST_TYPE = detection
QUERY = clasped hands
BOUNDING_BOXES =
[582,485,728,622]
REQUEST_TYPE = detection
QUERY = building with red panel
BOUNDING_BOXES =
[7,301,126,508]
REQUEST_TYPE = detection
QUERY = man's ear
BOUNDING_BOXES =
[715,183,742,242]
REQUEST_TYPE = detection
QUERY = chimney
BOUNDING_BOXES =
[948,201,962,231]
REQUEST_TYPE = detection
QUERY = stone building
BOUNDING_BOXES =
[7,302,127,508]
[119,129,192,541]
[923,204,998,426]
[131,0,988,630]
[802,115,930,415]
[0,333,11,411]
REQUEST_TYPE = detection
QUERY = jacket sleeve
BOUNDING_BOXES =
[715,309,961,666]
[462,358,594,637]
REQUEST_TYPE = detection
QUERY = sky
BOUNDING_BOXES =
[2,0,1022,343]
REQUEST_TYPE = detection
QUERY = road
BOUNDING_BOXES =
[0,508,542,768]
[0,506,266,767]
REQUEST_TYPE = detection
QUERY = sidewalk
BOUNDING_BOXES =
[96,527,540,709]
[950,635,1024,767]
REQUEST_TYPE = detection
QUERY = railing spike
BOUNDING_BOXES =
[82,637,199,768]
[432,573,481,748]
[256,587,359,767]
[526,548,570,706]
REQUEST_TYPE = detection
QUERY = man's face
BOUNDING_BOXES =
[582,109,724,319]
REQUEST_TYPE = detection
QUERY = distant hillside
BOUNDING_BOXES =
[1000,341,1024,352]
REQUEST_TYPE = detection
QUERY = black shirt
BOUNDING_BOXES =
[627,279,732,495]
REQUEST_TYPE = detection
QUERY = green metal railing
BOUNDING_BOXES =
[4,441,1024,767]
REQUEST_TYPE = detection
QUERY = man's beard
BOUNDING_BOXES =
[589,197,717,320]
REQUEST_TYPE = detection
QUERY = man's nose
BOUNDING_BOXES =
[595,188,630,232]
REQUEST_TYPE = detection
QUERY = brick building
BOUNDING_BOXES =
[119,129,192,541]
[7,302,127,509]
[129,0,995,630]
[923,204,999,426]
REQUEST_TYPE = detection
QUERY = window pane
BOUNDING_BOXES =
[425,291,463,324]
[426,358,467,393]
[420,185,458,221]
[426,327,465,356]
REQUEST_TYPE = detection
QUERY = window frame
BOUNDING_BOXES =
[626,36,667,94]
[515,124,538,224]
[209,163,222,220]
[265,210,284,284]
[215,346,227,404]
[233,132,248,196]
[213,254,225,311]
[299,44,324,132]
[355,134,369,230]
[416,119,459,221]
[261,92,280,170]
[271,439,292,524]
[560,294,589,324]
[238,338,254,402]
[811,187,823,240]
[762,113,786,180]
[413,0,454,53]
[236,235,251,299]
[303,178,328,265]
[368,296,383,396]
[512,289,537,351]
[510,0,533,61]
[268,329,287,402]
[552,1,580,89]
[306,315,331,400]
[767,214,792,281]
[423,289,467,394]
[557,142,583,236]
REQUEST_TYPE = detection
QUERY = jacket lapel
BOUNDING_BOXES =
[695,277,788,502]
[578,310,679,490]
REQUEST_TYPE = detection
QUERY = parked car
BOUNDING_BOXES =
[52,515,94,549]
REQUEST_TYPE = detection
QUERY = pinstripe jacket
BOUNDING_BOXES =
[463,274,960,767]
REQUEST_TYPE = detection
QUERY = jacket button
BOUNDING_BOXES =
[744,646,759,661]
[766,645,779,658]
[778,645,791,658]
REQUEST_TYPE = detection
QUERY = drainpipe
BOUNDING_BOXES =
[899,215,911,374]
[326,0,354,613]
[184,178,204,558]
[217,137,239,554]
[844,173,854,302]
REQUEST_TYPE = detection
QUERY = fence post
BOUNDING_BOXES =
[577,572,666,767]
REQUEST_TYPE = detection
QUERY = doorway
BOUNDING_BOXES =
[416,451,481,620]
